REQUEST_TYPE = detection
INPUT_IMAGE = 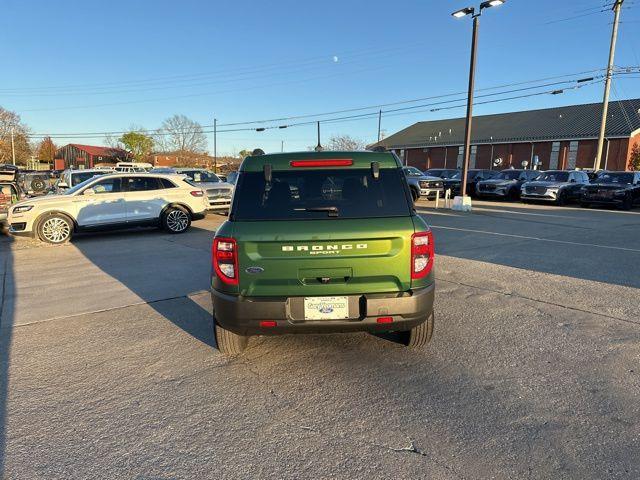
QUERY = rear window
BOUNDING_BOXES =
[233,168,412,221]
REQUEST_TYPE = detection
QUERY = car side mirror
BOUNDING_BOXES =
[58,182,69,189]
[83,188,95,196]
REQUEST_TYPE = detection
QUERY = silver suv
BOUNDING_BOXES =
[151,168,234,213]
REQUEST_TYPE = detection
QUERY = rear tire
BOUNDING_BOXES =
[621,194,633,211]
[213,317,248,355]
[411,188,419,203]
[556,190,568,206]
[400,312,434,349]
[162,206,191,233]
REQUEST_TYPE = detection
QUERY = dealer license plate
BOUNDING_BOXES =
[304,296,349,320]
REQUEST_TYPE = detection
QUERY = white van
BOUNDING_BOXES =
[114,162,153,173]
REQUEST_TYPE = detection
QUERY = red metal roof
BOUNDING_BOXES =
[68,144,129,157]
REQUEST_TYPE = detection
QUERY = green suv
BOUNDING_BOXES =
[211,151,435,354]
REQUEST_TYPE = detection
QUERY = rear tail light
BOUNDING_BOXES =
[290,159,353,167]
[411,231,434,279]
[259,321,277,328]
[190,190,205,197]
[213,237,239,285]
[376,317,394,324]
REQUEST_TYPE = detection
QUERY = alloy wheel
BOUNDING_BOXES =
[41,217,71,243]
[166,210,189,232]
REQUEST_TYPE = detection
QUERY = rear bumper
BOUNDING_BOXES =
[212,283,435,336]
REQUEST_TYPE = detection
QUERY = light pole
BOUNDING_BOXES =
[451,0,506,211]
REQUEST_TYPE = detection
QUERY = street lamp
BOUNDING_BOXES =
[451,0,506,211]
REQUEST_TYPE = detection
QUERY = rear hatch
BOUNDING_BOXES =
[232,217,415,296]
[225,158,416,297]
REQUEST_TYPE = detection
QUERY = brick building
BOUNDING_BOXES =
[374,99,640,171]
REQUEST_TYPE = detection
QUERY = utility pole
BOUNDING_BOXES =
[377,109,383,143]
[281,140,284,153]
[10,127,16,166]
[595,0,624,170]
[213,118,217,173]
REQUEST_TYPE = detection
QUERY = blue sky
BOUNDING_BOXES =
[1,0,639,155]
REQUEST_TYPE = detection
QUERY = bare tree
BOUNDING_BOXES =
[327,134,366,151]
[0,107,31,165]
[156,115,207,154]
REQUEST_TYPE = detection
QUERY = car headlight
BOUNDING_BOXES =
[12,205,33,214]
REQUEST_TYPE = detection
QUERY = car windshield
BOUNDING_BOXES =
[495,170,522,180]
[70,171,108,186]
[65,176,101,195]
[536,172,569,182]
[403,167,423,176]
[233,168,411,221]
[594,173,634,184]
[179,170,220,183]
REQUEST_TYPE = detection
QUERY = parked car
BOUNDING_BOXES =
[580,171,640,210]
[402,166,444,201]
[476,169,541,200]
[55,169,112,193]
[442,169,499,198]
[211,151,435,354]
[18,171,53,197]
[8,173,208,243]
[225,171,239,185]
[114,162,153,173]
[520,170,590,205]
[424,168,459,180]
[151,167,234,213]
[0,165,26,221]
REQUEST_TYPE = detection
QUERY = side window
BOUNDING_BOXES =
[160,178,177,189]
[86,177,121,194]
[124,176,161,192]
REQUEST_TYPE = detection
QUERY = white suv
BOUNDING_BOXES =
[8,173,209,243]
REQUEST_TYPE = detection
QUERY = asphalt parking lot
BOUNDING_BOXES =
[1,200,639,479]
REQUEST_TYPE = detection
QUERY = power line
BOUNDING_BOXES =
[26,68,616,138]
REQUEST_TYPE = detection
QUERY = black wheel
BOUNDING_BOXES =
[507,188,519,201]
[399,312,434,349]
[556,190,568,206]
[580,202,591,208]
[31,177,47,193]
[410,188,419,203]
[620,194,633,211]
[162,206,191,233]
[37,213,73,244]
[213,317,248,355]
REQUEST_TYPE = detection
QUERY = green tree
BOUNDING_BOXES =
[119,130,154,162]
[238,149,253,159]
[629,142,640,171]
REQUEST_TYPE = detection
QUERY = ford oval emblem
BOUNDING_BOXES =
[245,266,264,274]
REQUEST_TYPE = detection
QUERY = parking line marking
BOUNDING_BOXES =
[431,225,640,253]
[471,207,579,219]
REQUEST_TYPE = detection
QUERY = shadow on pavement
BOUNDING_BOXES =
[73,225,216,348]
[0,234,14,477]
[417,202,640,289]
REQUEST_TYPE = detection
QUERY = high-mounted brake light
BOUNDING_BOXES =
[290,159,353,167]
[190,190,204,197]
[213,237,239,285]
[411,231,434,280]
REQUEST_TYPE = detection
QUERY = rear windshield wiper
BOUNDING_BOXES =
[294,206,340,217]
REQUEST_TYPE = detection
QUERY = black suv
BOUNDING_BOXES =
[581,171,640,210]
[476,169,540,200]
[424,168,459,180]
[442,169,499,198]
[521,170,590,205]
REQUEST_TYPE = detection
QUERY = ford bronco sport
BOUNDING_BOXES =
[211,151,435,355]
